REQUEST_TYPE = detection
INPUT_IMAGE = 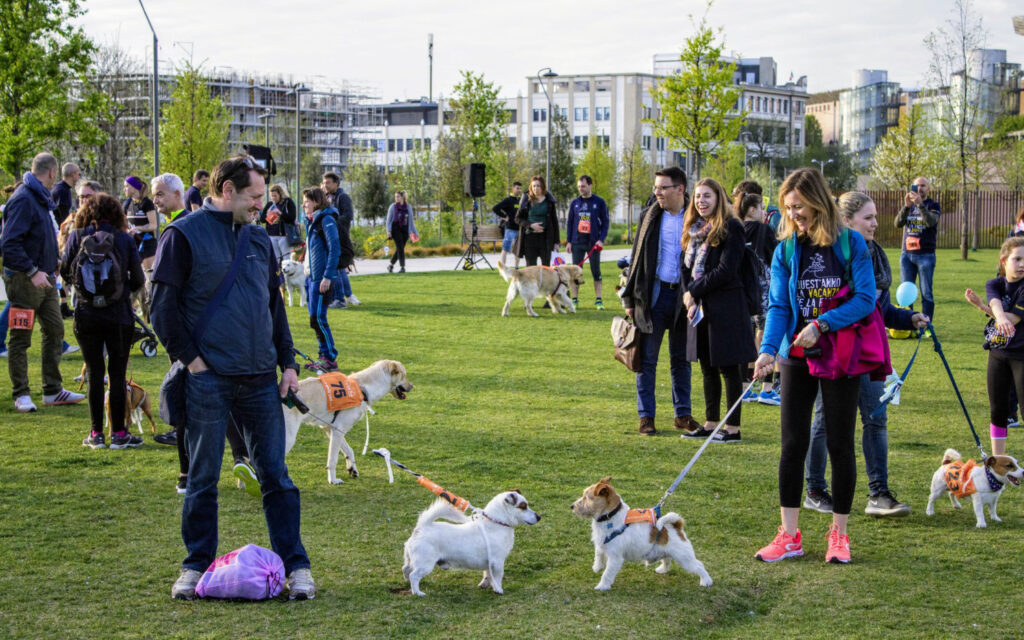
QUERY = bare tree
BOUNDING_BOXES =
[924,0,988,259]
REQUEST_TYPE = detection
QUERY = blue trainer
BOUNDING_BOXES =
[758,390,781,406]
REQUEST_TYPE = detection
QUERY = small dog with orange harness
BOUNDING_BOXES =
[571,477,712,590]
[281,360,413,485]
[104,380,157,436]
[926,448,1023,528]
[497,261,582,317]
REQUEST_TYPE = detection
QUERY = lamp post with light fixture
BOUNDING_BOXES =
[536,67,558,186]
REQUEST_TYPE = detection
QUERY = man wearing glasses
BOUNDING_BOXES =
[150,155,315,601]
[619,166,698,436]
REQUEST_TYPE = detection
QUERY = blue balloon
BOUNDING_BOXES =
[896,281,919,307]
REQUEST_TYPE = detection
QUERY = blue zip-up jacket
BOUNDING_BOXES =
[304,206,341,281]
[760,229,876,359]
[566,194,609,246]
[0,172,58,275]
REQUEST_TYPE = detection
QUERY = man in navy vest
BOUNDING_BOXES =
[150,155,315,601]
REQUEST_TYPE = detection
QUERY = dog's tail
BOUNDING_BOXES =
[942,448,962,465]
[656,512,686,539]
[497,259,516,284]
[416,498,471,529]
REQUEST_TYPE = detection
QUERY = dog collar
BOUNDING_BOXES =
[480,511,512,528]
[985,466,1004,492]
[596,502,623,523]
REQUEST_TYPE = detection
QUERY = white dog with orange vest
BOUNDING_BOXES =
[281,360,413,485]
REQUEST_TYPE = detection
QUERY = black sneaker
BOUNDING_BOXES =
[153,430,177,446]
[865,491,911,517]
[711,430,741,443]
[682,427,715,439]
[83,433,106,449]
[803,489,834,514]
[110,432,143,449]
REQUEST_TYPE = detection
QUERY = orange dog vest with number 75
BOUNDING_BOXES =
[318,372,364,412]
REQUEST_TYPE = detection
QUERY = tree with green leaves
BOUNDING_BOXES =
[487,135,531,205]
[702,143,745,192]
[349,154,389,226]
[391,147,437,214]
[575,134,617,213]
[618,136,654,242]
[650,4,745,179]
[150,62,230,183]
[869,105,948,190]
[0,0,105,176]
[537,109,576,212]
[804,115,823,150]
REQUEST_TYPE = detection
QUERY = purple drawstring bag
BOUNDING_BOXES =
[195,544,285,600]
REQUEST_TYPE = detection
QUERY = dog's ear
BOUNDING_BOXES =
[388,361,402,376]
[599,476,612,485]
[507,488,521,495]
[505,492,519,506]
[986,456,1000,469]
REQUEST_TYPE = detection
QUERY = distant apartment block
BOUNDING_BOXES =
[807,90,840,146]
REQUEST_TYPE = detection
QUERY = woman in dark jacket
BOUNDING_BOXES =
[259,183,297,261]
[61,193,146,449]
[515,175,560,266]
[680,178,756,443]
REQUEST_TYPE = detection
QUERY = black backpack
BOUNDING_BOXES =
[73,229,124,308]
[739,243,765,316]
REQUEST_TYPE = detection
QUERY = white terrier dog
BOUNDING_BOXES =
[402,490,541,596]
[280,259,307,307]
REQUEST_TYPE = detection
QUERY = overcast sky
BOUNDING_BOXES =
[77,0,1024,101]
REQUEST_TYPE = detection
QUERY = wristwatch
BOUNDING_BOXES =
[816,319,830,334]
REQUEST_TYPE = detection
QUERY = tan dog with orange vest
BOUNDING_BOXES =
[104,380,157,436]
[281,360,413,485]
[926,448,1023,528]
[571,477,712,591]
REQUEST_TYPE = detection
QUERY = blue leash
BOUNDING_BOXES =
[871,329,925,420]
[926,322,987,460]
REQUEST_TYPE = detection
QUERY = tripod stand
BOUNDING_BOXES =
[454,198,493,271]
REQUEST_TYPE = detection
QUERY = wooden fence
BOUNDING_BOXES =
[865,190,1024,250]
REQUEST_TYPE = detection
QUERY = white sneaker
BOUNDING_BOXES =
[0,347,8,357]
[43,388,86,405]
[171,568,203,600]
[14,395,37,413]
[286,568,316,600]
[346,295,361,306]
[62,344,80,355]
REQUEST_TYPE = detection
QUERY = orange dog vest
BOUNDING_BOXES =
[944,459,978,499]
[318,372,364,412]
[624,508,658,526]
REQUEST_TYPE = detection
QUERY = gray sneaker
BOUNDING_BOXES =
[287,568,316,600]
[328,300,347,309]
[865,491,911,517]
[803,489,834,514]
[171,568,203,600]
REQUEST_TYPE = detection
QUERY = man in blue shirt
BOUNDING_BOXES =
[566,175,609,309]
[183,170,208,212]
[619,167,698,436]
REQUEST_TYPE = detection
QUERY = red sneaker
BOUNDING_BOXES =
[755,526,803,562]
[825,523,851,564]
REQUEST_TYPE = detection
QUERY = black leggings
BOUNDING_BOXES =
[522,232,550,266]
[390,229,409,268]
[988,350,1024,428]
[73,315,133,431]
[778,358,860,515]
[697,323,744,426]
[176,411,249,475]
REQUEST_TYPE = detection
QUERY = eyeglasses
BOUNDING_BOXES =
[652,184,680,194]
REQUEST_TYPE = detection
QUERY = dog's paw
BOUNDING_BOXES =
[976,521,987,528]
[329,478,345,485]
[992,515,1002,522]
[477,578,492,589]
[654,559,671,574]
[594,583,611,591]
[700,576,713,587]
[348,467,359,478]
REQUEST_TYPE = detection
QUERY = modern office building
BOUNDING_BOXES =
[837,70,901,166]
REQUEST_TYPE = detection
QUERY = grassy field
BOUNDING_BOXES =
[1,248,1020,639]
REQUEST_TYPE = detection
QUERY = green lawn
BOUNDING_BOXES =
[1,249,1019,639]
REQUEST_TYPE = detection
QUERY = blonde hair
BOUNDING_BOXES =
[777,168,840,247]
[836,191,873,221]
[270,183,289,199]
[681,178,734,248]
[998,236,1024,277]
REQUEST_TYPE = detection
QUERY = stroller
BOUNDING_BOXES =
[132,311,159,357]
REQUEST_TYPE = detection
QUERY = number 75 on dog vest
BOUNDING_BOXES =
[318,372,365,412]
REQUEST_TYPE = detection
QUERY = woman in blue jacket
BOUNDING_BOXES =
[752,168,876,565]
[301,187,340,372]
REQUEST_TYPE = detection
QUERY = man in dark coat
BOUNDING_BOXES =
[620,167,698,436]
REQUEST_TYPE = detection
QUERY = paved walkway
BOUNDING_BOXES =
[348,248,632,276]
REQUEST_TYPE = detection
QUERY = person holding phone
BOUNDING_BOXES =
[895,177,940,327]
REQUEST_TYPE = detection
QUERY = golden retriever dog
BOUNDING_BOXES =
[282,360,413,485]
[497,261,584,317]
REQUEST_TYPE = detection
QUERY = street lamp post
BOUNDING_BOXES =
[257,108,276,147]
[740,131,752,179]
[811,158,833,174]
[138,0,158,177]
[290,84,311,196]
[536,67,558,187]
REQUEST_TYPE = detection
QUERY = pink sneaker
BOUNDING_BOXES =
[825,523,851,564]
[755,526,803,562]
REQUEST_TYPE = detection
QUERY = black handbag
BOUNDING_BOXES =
[158,225,253,426]
[285,223,302,247]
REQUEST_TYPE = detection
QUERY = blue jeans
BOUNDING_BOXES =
[332,271,353,301]
[805,374,889,494]
[899,251,936,319]
[182,370,309,574]
[306,277,337,361]
[636,287,691,418]
[502,229,518,253]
